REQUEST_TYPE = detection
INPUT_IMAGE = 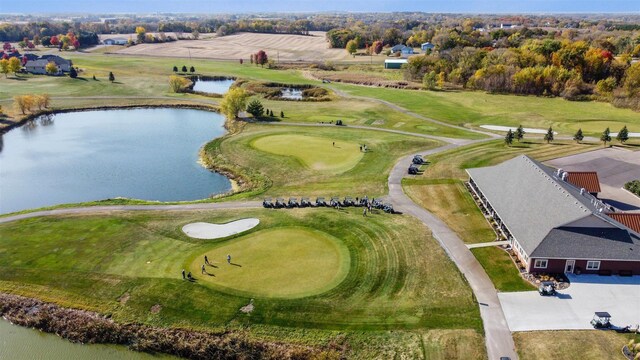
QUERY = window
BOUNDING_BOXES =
[586,261,600,270]
[534,259,548,269]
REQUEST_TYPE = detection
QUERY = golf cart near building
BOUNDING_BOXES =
[538,281,556,296]
[590,312,612,329]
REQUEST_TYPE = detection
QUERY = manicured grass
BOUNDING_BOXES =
[190,227,350,298]
[514,330,639,360]
[251,134,364,174]
[471,247,534,292]
[334,83,640,137]
[219,124,440,197]
[0,208,481,356]
[403,178,495,244]
[421,139,601,181]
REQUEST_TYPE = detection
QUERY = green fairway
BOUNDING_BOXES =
[192,227,350,298]
[217,124,440,197]
[334,83,640,137]
[251,134,364,174]
[0,208,481,358]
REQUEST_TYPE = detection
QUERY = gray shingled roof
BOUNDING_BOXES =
[467,155,602,255]
[533,225,640,260]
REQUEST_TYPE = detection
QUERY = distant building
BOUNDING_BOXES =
[421,42,435,52]
[500,23,520,29]
[39,55,72,72]
[384,59,408,69]
[390,44,415,58]
[25,59,61,75]
[103,38,128,46]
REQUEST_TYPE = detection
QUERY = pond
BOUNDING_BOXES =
[0,319,175,360]
[191,78,235,94]
[0,108,232,214]
[280,88,304,100]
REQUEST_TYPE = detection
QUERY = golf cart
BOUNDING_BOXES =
[315,197,327,207]
[538,281,556,296]
[300,197,312,207]
[408,164,419,175]
[287,197,299,208]
[412,155,426,165]
[371,198,384,209]
[263,197,274,208]
[343,196,356,207]
[382,203,395,213]
[590,312,612,329]
[359,196,369,207]
[275,198,286,208]
[330,197,341,207]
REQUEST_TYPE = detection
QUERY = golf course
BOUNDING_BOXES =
[1,45,639,360]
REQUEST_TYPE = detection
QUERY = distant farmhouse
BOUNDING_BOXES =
[421,42,435,52]
[103,38,128,46]
[467,155,640,276]
[24,54,72,75]
[390,44,415,58]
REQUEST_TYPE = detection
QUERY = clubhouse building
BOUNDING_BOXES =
[467,155,640,276]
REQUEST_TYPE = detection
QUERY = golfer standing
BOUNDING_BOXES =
[227,254,231,264]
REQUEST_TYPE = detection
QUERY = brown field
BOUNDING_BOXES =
[101,31,350,62]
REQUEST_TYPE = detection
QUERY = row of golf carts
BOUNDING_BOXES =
[263,196,395,213]
[408,155,427,175]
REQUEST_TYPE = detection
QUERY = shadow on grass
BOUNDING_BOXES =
[230,262,242,267]
[74,77,89,82]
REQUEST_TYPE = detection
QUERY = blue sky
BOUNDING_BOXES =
[3,0,640,14]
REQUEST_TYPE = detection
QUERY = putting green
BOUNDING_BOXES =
[251,134,364,174]
[191,227,350,298]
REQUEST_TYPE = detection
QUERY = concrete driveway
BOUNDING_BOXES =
[498,275,640,331]
[546,148,640,211]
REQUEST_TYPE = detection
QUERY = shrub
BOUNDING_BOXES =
[168,75,191,93]
[625,180,640,197]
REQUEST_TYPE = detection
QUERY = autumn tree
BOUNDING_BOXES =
[13,95,35,114]
[573,128,584,143]
[169,75,191,93]
[0,59,9,78]
[624,62,640,97]
[255,50,268,67]
[8,57,21,75]
[372,40,383,55]
[50,35,59,47]
[135,26,146,44]
[346,39,358,57]
[34,94,51,110]
[45,62,58,75]
[544,127,554,143]
[616,125,629,143]
[600,127,611,147]
[422,71,437,90]
[245,99,264,118]
[220,87,248,120]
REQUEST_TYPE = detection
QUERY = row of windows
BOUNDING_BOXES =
[534,259,601,270]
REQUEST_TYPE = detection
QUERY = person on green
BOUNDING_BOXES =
[227,254,231,264]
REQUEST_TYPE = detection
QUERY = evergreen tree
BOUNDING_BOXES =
[544,127,554,143]
[181,65,187,72]
[270,109,274,116]
[573,128,584,143]
[246,99,264,118]
[108,72,115,82]
[190,66,195,73]
[601,127,612,147]
[616,125,629,143]
[515,125,525,142]
[172,66,178,72]
[69,67,77,78]
[280,111,284,118]
[504,129,514,146]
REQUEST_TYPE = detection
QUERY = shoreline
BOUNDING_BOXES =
[1,104,254,207]
[0,292,330,359]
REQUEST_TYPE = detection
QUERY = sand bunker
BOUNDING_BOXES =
[182,218,260,239]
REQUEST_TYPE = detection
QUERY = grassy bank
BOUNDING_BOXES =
[514,331,639,360]
[0,208,482,358]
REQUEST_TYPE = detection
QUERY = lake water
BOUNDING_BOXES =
[0,108,232,214]
[0,319,175,360]
[280,88,304,100]
[192,78,235,94]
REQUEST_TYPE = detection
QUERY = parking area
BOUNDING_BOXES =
[546,148,640,211]
[499,275,640,331]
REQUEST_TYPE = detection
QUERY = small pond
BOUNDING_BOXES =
[0,318,175,359]
[191,78,235,94]
[0,108,232,214]
[280,88,304,100]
